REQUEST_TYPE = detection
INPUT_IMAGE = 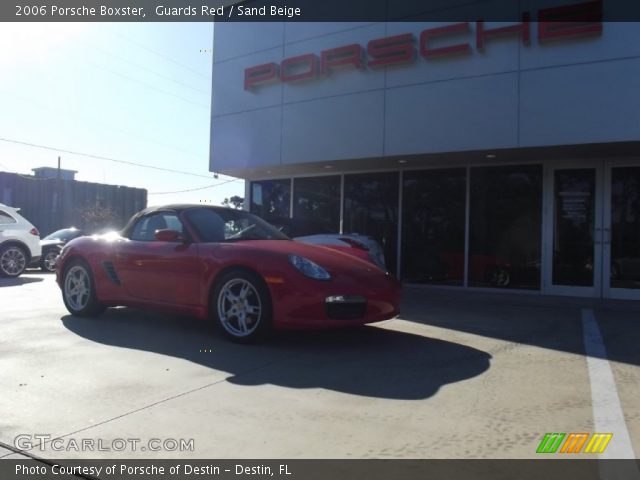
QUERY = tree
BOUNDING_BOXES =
[79,200,119,234]
[221,196,244,210]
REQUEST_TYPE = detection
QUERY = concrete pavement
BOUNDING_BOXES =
[0,273,638,459]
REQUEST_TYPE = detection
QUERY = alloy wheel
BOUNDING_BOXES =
[1,247,26,276]
[43,250,58,272]
[64,265,91,311]
[217,278,262,338]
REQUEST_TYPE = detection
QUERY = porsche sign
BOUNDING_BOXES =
[244,0,603,90]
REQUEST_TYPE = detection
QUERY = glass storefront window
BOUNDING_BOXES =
[250,179,291,222]
[610,167,640,290]
[402,168,466,285]
[293,176,341,235]
[469,165,542,289]
[552,169,596,287]
[343,172,399,274]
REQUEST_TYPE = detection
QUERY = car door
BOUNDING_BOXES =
[115,211,203,306]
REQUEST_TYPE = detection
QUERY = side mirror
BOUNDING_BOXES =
[154,229,184,242]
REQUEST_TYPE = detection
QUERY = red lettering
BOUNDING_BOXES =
[538,0,602,42]
[320,44,363,74]
[243,2,606,90]
[476,15,531,50]
[244,62,278,90]
[420,22,471,59]
[280,53,318,83]
[367,34,415,68]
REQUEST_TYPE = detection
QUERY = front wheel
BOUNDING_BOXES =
[211,270,272,343]
[41,249,59,272]
[62,259,105,317]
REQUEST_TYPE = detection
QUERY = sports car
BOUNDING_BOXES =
[55,205,401,342]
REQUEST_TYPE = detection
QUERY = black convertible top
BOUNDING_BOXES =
[121,204,239,237]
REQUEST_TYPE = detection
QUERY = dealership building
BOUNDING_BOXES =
[209,16,640,300]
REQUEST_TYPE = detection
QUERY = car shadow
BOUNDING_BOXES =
[0,276,44,287]
[61,309,491,400]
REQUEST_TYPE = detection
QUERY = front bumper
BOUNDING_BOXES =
[268,272,401,329]
[325,295,367,320]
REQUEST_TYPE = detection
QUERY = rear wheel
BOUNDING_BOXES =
[0,245,27,278]
[62,259,105,317]
[211,269,272,343]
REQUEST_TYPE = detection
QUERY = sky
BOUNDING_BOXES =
[0,22,244,207]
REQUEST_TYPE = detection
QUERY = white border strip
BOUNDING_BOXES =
[582,308,637,460]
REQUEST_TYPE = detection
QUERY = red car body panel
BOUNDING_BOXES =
[56,212,401,330]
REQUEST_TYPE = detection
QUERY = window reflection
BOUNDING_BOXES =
[552,169,595,287]
[610,167,640,290]
[402,168,466,285]
[293,176,340,234]
[344,172,399,274]
[469,165,542,289]
[250,179,291,221]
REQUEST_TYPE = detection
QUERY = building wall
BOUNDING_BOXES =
[0,172,147,236]
[210,21,640,176]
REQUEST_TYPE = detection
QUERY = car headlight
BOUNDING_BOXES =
[288,255,331,280]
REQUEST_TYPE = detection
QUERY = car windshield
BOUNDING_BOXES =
[44,228,81,241]
[185,208,289,242]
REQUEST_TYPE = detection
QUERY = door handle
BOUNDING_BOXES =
[594,228,602,245]
[603,228,611,245]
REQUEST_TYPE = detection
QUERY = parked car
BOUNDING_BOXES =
[263,217,387,271]
[55,205,401,342]
[0,203,41,278]
[30,227,84,272]
[294,233,386,271]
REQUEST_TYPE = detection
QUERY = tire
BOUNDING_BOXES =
[211,269,272,343]
[40,248,59,273]
[494,268,511,287]
[0,244,28,278]
[61,258,106,317]
[487,266,511,287]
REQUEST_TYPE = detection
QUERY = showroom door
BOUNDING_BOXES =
[544,162,604,297]
[603,162,640,300]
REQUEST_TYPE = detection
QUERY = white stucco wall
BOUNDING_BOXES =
[210,21,640,176]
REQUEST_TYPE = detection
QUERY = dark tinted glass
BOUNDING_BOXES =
[250,179,291,221]
[44,228,81,241]
[610,167,640,290]
[343,172,399,274]
[469,165,542,289]
[552,169,596,287]
[293,176,340,234]
[402,168,466,285]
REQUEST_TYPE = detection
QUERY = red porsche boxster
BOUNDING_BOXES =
[55,205,401,342]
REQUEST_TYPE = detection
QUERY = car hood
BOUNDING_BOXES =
[41,239,64,247]
[219,240,386,275]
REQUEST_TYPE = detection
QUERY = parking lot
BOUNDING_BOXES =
[1,272,639,460]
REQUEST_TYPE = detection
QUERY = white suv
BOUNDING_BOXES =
[0,204,41,278]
